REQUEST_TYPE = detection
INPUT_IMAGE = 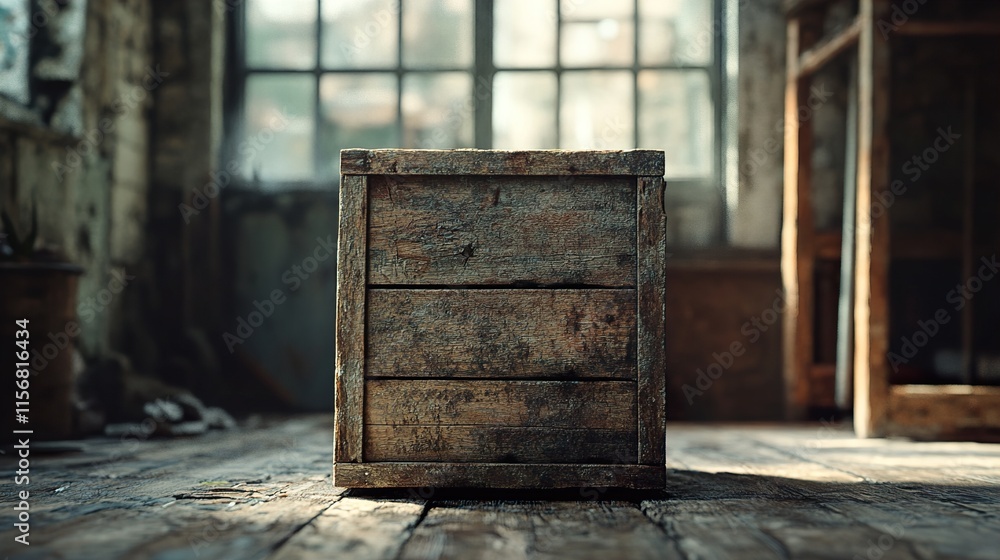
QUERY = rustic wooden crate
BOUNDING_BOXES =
[335,149,666,489]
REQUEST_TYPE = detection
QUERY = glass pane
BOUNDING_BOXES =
[494,0,556,68]
[639,0,714,65]
[402,73,474,148]
[493,72,557,149]
[560,71,634,150]
[561,20,634,67]
[559,0,632,21]
[246,0,317,69]
[243,74,316,181]
[322,0,398,68]
[638,70,713,178]
[402,0,473,68]
[319,74,399,179]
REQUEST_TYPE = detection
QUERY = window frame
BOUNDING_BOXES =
[223,0,729,193]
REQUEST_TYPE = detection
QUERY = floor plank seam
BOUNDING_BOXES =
[756,527,793,560]
[637,501,693,560]
[747,437,876,483]
[266,498,339,557]
[752,436,1000,518]
[391,499,432,560]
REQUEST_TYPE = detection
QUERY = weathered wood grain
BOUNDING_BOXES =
[636,176,666,465]
[335,174,366,463]
[271,497,427,560]
[341,149,665,176]
[333,463,665,489]
[365,380,637,463]
[367,175,636,286]
[4,419,1000,558]
[366,380,636,427]
[366,290,637,379]
[365,426,636,463]
[397,501,536,560]
[398,501,682,560]
[885,385,1000,441]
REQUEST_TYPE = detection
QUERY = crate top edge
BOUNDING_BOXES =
[340,149,665,177]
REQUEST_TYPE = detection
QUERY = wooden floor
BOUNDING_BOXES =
[2,416,999,559]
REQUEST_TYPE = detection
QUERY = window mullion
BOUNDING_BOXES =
[633,0,639,149]
[474,0,495,149]
[397,0,404,148]
[555,0,562,148]
[314,0,323,181]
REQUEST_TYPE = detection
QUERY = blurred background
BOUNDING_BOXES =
[1,0,998,435]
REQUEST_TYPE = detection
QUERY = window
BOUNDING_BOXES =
[226,0,726,188]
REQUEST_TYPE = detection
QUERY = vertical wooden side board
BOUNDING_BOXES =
[334,174,366,463]
[334,149,667,488]
[637,177,666,465]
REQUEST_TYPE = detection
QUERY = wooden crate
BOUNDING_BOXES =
[334,149,666,488]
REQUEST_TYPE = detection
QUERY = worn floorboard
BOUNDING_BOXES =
[2,417,999,559]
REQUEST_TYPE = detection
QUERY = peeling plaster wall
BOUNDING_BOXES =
[732,0,786,249]
[0,0,153,360]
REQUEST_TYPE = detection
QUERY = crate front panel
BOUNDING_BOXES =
[366,289,637,380]
[363,380,637,463]
[336,152,666,485]
[367,175,637,286]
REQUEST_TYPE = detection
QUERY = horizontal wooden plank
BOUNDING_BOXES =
[796,16,861,78]
[886,385,1000,440]
[366,380,636,427]
[365,425,636,463]
[894,22,1000,36]
[333,463,665,488]
[782,0,843,17]
[368,175,636,286]
[367,290,637,379]
[341,149,664,176]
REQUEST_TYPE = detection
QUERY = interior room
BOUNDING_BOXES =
[1,0,998,557]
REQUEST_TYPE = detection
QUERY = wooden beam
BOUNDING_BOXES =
[894,22,1000,36]
[781,17,817,420]
[781,18,803,421]
[798,17,862,78]
[887,385,1000,440]
[853,0,892,439]
[783,0,838,18]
